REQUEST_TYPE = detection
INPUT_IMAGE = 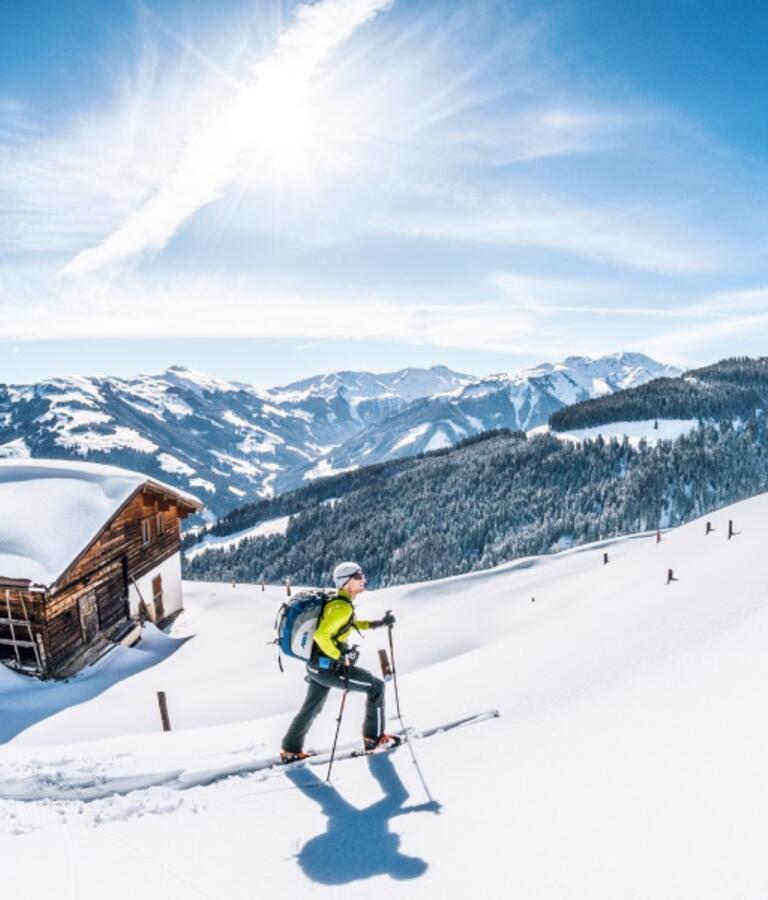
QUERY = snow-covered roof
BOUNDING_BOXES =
[0,459,203,587]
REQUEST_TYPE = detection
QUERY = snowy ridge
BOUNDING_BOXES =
[266,365,471,405]
[310,352,681,471]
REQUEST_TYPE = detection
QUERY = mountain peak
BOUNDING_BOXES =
[562,355,592,368]
[271,366,472,404]
[160,365,239,394]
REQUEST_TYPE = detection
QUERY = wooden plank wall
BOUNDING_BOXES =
[42,489,186,676]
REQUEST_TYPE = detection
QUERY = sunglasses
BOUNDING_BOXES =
[348,572,364,580]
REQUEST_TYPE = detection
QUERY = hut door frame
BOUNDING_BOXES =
[78,591,100,644]
[152,575,164,623]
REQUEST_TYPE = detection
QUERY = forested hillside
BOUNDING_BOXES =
[550,357,768,431]
[184,415,768,588]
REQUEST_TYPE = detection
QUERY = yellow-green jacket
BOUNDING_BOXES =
[313,589,371,660]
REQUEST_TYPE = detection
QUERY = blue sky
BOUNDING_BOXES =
[2,0,768,386]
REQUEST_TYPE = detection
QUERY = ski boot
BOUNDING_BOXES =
[363,733,402,753]
[280,749,313,764]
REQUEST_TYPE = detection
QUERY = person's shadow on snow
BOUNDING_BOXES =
[284,751,441,884]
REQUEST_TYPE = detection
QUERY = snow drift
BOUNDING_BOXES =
[1,491,767,898]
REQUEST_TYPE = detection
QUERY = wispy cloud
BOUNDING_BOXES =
[488,271,706,318]
[424,105,629,166]
[631,285,768,364]
[1,0,656,270]
[636,313,768,365]
[0,265,523,348]
[2,0,768,377]
[486,271,768,364]
[0,43,232,256]
[683,286,768,316]
[382,195,728,275]
[0,261,599,359]
[60,0,393,276]
[490,273,768,324]
[5,261,768,367]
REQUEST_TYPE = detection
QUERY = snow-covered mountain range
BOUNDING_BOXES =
[0,353,680,516]
[311,352,680,472]
[263,365,472,446]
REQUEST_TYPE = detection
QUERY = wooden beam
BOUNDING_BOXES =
[0,577,33,589]
[5,590,20,666]
[19,594,43,671]
[0,617,39,628]
[1,661,42,673]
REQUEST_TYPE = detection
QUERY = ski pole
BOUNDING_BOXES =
[326,668,350,783]
[387,622,435,804]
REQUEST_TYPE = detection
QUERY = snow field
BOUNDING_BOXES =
[549,417,700,446]
[1,493,768,897]
[184,515,291,561]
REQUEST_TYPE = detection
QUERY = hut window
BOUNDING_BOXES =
[155,512,166,536]
[141,518,153,545]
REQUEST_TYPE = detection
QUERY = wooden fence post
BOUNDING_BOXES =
[728,520,735,540]
[656,529,661,544]
[666,568,677,585]
[705,521,713,535]
[603,552,609,565]
[157,691,171,732]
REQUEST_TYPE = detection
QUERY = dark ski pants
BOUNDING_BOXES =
[282,662,385,753]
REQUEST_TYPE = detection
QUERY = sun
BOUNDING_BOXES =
[238,60,323,182]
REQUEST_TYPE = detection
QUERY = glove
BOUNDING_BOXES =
[371,611,396,629]
[339,646,360,667]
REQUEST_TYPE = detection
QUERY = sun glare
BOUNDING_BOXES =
[60,0,396,274]
[244,65,320,181]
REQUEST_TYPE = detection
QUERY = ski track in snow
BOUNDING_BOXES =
[0,712,499,838]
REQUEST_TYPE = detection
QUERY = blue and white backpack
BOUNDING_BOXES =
[273,588,336,670]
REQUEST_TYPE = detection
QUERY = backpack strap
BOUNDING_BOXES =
[274,601,288,631]
[318,594,361,655]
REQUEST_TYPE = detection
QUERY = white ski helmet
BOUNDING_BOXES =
[333,561,363,589]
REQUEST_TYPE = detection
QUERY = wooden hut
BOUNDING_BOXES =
[0,459,203,679]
